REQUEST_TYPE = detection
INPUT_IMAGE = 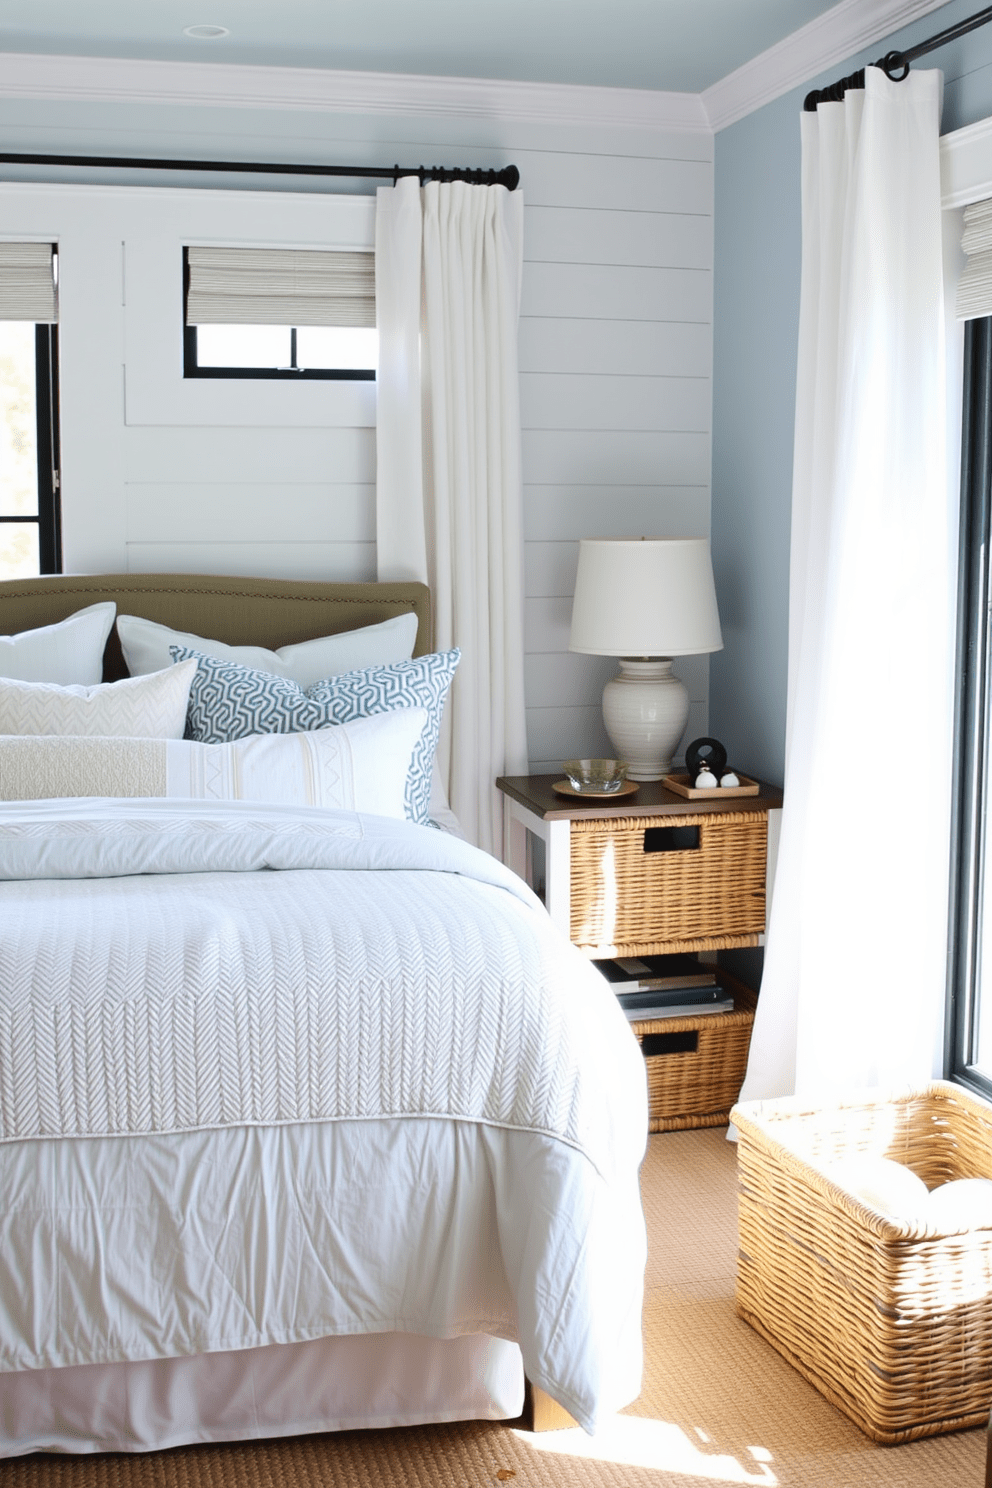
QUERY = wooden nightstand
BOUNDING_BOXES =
[496,773,783,959]
[498,773,783,1133]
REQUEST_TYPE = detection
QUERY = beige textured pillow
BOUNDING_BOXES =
[0,736,167,798]
[0,660,196,739]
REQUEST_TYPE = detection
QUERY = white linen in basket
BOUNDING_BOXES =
[0,602,116,686]
[0,659,196,738]
[117,610,419,686]
[0,709,426,816]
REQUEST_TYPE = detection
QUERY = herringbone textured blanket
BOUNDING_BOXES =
[0,800,640,1179]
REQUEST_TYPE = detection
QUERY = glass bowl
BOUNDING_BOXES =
[562,758,630,794]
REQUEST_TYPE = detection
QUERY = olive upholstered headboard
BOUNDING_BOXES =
[0,572,432,682]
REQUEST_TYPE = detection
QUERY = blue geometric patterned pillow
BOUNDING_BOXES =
[171,646,460,825]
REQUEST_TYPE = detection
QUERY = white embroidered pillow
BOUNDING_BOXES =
[0,709,426,820]
[0,660,196,739]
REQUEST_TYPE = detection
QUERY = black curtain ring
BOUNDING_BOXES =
[878,50,910,82]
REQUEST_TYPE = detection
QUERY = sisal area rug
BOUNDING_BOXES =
[7,1129,985,1488]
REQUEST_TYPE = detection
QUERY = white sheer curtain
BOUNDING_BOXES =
[375,176,528,853]
[739,68,953,1104]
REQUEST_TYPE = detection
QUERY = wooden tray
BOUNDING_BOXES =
[662,772,760,799]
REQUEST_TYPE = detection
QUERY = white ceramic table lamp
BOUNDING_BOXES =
[568,538,723,780]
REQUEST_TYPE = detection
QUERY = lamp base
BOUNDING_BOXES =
[602,659,689,781]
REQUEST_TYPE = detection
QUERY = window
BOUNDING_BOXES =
[950,315,992,1098]
[183,247,376,381]
[0,244,61,580]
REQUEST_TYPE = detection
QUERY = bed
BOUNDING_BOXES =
[0,572,648,1457]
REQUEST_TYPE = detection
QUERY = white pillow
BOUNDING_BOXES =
[117,611,420,687]
[0,660,196,740]
[0,710,426,819]
[0,602,116,685]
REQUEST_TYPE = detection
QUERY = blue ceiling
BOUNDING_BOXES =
[0,0,867,92]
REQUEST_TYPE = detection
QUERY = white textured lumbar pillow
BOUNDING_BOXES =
[0,660,196,739]
[117,611,420,687]
[927,1177,992,1229]
[0,602,116,685]
[0,708,427,819]
[824,1156,931,1218]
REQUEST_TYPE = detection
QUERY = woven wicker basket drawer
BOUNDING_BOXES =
[732,1083,992,1443]
[634,984,756,1132]
[569,811,767,956]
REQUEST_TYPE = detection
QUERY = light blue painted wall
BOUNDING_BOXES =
[710,0,992,788]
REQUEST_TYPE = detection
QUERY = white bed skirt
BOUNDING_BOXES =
[0,1331,525,1457]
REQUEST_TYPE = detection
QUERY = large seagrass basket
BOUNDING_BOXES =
[732,1082,992,1443]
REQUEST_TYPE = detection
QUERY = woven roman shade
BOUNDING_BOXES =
[186,247,375,327]
[957,198,992,320]
[0,242,58,322]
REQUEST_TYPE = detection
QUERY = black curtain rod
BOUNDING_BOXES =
[804,2,992,110]
[0,151,520,191]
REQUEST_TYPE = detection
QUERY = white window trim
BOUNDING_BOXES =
[938,121,992,589]
[123,188,376,427]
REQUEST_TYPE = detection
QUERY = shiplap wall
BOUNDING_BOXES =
[0,95,713,771]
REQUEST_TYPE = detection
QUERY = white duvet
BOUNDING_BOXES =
[0,799,647,1433]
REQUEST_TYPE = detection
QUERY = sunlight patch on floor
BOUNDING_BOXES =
[513,1416,778,1483]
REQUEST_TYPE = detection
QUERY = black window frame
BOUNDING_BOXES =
[0,321,62,575]
[948,315,992,1099]
[182,248,375,382]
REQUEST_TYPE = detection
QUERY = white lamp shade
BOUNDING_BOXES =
[569,538,723,657]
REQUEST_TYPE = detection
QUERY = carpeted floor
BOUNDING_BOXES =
[7,1128,987,1488]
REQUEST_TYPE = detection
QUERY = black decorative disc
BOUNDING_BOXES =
[684,736,728,781]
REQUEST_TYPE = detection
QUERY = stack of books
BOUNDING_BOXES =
[595,954,735,1022]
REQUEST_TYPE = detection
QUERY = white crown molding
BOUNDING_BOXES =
[702,0,952,132]
[0,50,710,133]
[0,1,959,142]
[941,114,992,209]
